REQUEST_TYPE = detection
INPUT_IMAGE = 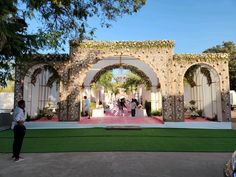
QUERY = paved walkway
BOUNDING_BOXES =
[24,121,232,129]
[0,152,231,177]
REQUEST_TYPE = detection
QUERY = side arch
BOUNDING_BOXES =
[23,64,60,117]
[183,63,222,121]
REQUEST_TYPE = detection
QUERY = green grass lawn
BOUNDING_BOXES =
[1,128,236,153]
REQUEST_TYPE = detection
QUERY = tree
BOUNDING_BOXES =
[97,71,113,92]
[122,71,144,93]
[203,41,236,90]
[0,0,40,87]
[0,0,146,87]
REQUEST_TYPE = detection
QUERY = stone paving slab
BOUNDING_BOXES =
[0,152,231,177]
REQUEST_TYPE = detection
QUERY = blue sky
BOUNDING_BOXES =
[35,0,236,54]
[88,0,236,53]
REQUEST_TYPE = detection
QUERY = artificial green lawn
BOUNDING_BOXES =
[1,128,236,153]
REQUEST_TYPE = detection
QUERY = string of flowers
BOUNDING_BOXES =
[174,53,228,61]
[184,65,212,87]
[30,65,60,87]
[71,40,175,49]
[200,67,212,86]
[31,68,42,86]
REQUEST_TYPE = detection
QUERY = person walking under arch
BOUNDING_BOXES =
[118,98,127,117]
[130,98,137,117]
[83,96,90,119]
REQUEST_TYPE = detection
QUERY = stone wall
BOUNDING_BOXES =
[69,40,175,121]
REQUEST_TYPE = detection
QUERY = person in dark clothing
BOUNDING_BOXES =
[130,98,137,117]
[12,100,26,162]
[120,98,127,116]
[117,98,126,116]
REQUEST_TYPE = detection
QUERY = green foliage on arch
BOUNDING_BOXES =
[30,65,60,87]
[184,65,212,87]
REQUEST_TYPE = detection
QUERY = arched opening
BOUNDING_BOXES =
[183,63,222,121]
[81,56,163,122]
[23,64,60,120]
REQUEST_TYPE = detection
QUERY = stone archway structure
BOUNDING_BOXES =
[14,40,231,122]
[173,54,230,121]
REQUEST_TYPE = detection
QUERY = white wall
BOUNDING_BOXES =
[184,67,220,119]
[24,65,60,117]
[0,92,14,113]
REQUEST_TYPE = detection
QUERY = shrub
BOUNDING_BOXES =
[145,101,151,116]
[196,109,203,117]
[151,110,162,116]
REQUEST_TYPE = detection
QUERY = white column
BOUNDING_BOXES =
[151,86,158,111]
[101,86,105,103]
[95,86,100,108]
[139,84,145,104]
[84,86,91,98]
[157,91,162,110]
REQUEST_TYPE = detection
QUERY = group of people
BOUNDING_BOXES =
[116,98,127,116]
[117,98,142,117]
[82,95,143,118]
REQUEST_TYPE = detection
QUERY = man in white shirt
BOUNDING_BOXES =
[12,100,26,162]
[83,96,90,118]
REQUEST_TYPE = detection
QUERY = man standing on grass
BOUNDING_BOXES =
[12,100,26,162]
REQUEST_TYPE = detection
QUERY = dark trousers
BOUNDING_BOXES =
[131,109,136,117]
[13,124,26,159]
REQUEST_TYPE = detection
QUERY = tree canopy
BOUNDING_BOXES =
[97,70,113,92]
[122,71,145,93]
[203,41,236,91]
[0,0,146,87]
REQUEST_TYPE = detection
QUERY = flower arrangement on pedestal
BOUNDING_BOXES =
[184,100,202,119]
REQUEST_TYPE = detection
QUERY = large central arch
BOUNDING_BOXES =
[83,56,159,87]
[82,56,161,112]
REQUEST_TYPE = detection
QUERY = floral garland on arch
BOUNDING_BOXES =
[43,65,60,88]
[71,40,175,49]
[184,65,212,87]
[31,68,42,86]
[30,65,60,87]
[174,53,228,61]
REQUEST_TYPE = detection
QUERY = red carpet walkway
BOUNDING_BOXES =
[34,102,210,124]
[80,116,164,124]
[34,115,210,124]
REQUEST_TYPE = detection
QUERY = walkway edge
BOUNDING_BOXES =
[24,122,232,129]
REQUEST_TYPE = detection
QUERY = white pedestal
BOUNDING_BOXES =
[92,108,104,117]
[136,109,147,117]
